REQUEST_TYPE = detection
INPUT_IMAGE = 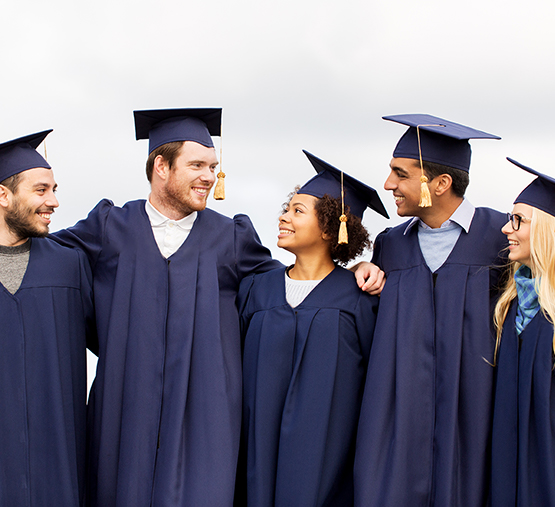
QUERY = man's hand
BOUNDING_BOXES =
[351,261,386,296]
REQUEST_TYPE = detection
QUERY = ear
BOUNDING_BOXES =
[0,185,11,209]
[433,174,453,197]
[152,155,170,182]
[321,231,332,241]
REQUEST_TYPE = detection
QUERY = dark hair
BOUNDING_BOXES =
[281,189,371,266]
[145,141,184,182]
[315,195,371,265]
[0,173,23,193]
[422,161,469,198]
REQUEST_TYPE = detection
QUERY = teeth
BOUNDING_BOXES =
[509,240,519,246]
[394,196,405,203]
[279,229,293,235]
[38,213,51,219]
[194,188,208,195]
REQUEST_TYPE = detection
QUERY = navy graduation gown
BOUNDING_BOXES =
[53,199,280,507]
[492,304,555,506]
[0,238,93,507]
[354,207,507,507]
[238,266,378,507]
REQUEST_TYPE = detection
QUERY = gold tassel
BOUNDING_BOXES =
[213,170,225,200]
[419,174,432,207]
[416,124,437,208]
[338,214,348,244]
[338,171,349,244]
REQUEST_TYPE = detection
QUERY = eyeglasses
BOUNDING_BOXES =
[507,212,532,231]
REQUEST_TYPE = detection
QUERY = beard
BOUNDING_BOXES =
[4,198,52,241]
[160,174,210,217]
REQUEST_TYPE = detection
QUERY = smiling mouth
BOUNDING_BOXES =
[278,228,294,236]
[393,195,405,204]
[37,211,53,221]
[192,187,209,197]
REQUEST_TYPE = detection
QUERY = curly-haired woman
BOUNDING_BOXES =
[491,158,555,506]
[235,151,388,506]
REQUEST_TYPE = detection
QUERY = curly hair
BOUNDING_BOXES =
[281,189,371,265]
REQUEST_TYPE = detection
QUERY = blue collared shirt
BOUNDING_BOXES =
[404,199,476,272]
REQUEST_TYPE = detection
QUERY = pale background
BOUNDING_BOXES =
[2,0,554,392]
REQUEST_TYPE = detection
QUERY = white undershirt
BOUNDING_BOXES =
[145,200,197,258]
[285,271,322,308]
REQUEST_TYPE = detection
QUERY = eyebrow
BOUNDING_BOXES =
[32,182,57,190]
[289,201,309,209]
[188,159,219,166]
[390,164,410,176]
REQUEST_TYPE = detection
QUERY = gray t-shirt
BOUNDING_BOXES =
[0,240,31,294]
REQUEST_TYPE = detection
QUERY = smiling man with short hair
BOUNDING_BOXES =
[53,109,282,506]
[0,130,94,506]
[354,114,508,507]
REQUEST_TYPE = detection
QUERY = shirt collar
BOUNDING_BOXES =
[145,199,197,230]
[403,198,475,235]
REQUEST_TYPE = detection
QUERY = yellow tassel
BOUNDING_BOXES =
[419,175,432,207]
[213,170,225,200]
[338,214,348,244]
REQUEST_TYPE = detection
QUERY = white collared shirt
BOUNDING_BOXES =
[145,200,197,258]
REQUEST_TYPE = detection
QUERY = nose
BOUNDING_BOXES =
[200,166,216,185]
[279,212,290,224]
[501,220,512,235]
[384,171,397,191]
[47,191,59,209]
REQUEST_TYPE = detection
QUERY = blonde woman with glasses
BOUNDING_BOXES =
[491,158,555,507]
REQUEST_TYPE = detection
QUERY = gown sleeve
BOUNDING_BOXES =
[76,247,98,356]
[51,199,113,269]
[233,214,283,280]
[355,291,379,363]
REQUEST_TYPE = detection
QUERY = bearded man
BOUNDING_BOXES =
[53,109,283,507]
[0,130,94,506]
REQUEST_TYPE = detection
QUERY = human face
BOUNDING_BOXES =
[502,203,532,267]
[4,168,59,243]
[160,141,218,217]
[384,157,426,217]
[278,193,328,257]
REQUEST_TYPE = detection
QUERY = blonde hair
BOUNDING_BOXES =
[493,207,555,363]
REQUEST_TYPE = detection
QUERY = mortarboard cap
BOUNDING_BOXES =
[134,108,222,153]
[299,150,389,219]
[383,114,500,172]
[508,157,555,217]
[0,130,52,183]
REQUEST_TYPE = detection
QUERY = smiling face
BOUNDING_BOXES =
[502,202,532,267]
[3,167,59,244]
[384,157,425,217]
[278,193,330,257]
[159,141,218,217]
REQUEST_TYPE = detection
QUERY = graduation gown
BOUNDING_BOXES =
[238,266,378,507]
[53,199,280,507]
[354,207,507,507]
[0,238,93,507]
[491,303,555,506]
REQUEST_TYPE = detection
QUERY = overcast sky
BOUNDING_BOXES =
[3,0,555,385]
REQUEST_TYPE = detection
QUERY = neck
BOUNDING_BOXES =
[419,196,463,229]
[288,250,335,281]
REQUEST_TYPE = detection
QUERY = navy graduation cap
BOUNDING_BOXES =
[383,114,500,172]
[508,157,555,217]
[134,108,222,154]
[0,130,52,183]
[299,150,389,219]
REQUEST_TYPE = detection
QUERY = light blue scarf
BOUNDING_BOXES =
[515,265,540,335]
